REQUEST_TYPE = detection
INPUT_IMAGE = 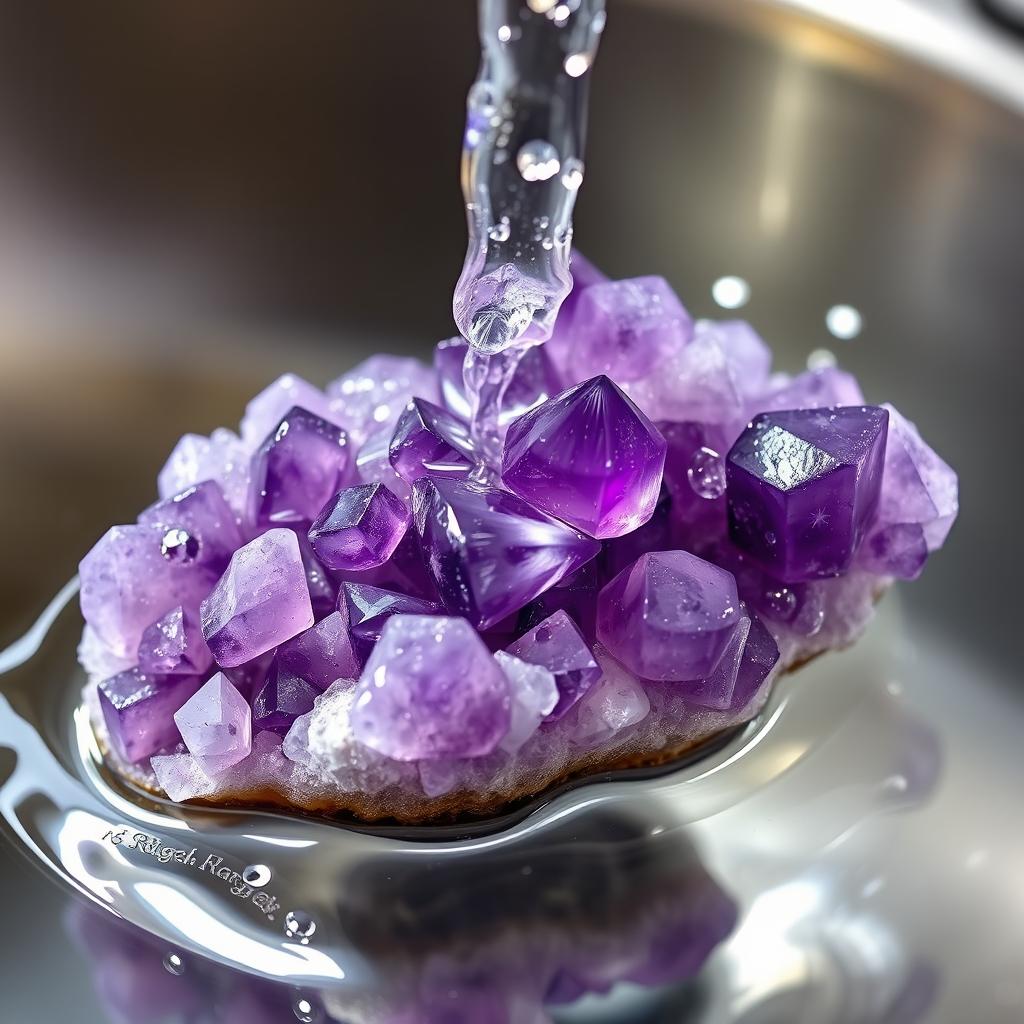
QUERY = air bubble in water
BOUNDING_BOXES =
[160,528,198,563]
[517,140,561,182]
[242,863,271,887]
[561,157,585,191]
[292,995,321,1023]
[285,910,317,942]
[488,217,511,242]
[163,952,185,976]
[564,53,591,77]
[687,447,726,499]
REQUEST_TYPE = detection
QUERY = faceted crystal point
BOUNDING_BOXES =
[413,478,601,630]
[858,522,928,580]
[726,406,889,582]
[98,669,203,763]
[434,337,561,427]
[326,355,439,445]
[240,373,341,448]
[139,480,244,573]
[502,375,667,539]
[568,277,693,383]
[174,673,252,777]
[493,651,559,754]
[277,610,360,691]
[873,404,958,553]
[250,406,351,526]
[349,615,510,761]
[308,483,410,571]
[137,605,213,677]
[80,523,220,659]
[355,423,413,501]
[730,613,780,712]
[757,367,866,414]
[252,665,320,736]
[388,397,476,484]
[596,551,741,682]
[338,583,442,664]
[200,529,314,668]
[507,610,601,721]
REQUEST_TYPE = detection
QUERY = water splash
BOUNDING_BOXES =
[454,0,606,354]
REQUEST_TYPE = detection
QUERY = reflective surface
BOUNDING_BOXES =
[0,1,1021,1021]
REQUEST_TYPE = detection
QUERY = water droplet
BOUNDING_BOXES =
[825,304,862,340]
[292,995,321,1023]
[243,863,272,887]
[497,24,514,43]
[807,347,837,370]
[527,0,558,12]
[541,237,554,250]
[517,140,560,182]
[163,952,185,975]
[561,157,584,191]
[488,217,511,243]
[467,82,496,117]
[765,530,777,546]
[160,528,199,563]
[285,910,317,942]
[687,447,726,499]
[711,275,750,310]
[593,9,608,33]
[564,53,591,78]
[762,586,797,622]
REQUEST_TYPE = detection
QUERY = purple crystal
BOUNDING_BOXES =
[157,428,250,519]
[602,486,673,581]
[355,423,413,502]
[492,651,559,753]
[726,406,889,582]
[756,367,865,414]
[338,582,441,664]
[858,523,928,580]
[224,649,276,703]
[80,524,221,659]
[873,404,958,553]
[507,610,602,721]
[413,478,601,630]
[518,560,602,640]
[502,375,667,539]
[730,612,780,712]
[658,422,729,544]
[596,551,741,682]
[174,673,252,776]
[276,610,360,691]
[308,483,410,571]
[240,373,342,448]
[137,605,212,677]
[566,277,692,383]
[565,651,651,747]
[435,337,561,427]
[98,669,202,763]
[326,355,439,444]
[296,531,337,618]
[349,615,510,761]
[139,480,243,574]
[252,665,319,736]
[711,320,772,395]
[250,406,352,525]
[200,528,314,668]
[388,398,476,484]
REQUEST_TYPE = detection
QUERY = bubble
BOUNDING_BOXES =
[467,82,496,117]
[163,952,185,976]
[242,863,271,887]
[561,157,584,191]
[527,0,558,12]
[285,910,317,942]
[825,304,862,340]
[564,53,591,77]
[292,995,321,1023]
[763,586,798,622]
[488,217,511,243]
[160,528,199,563]
[711,275,750,310]
[517,140,561,182]
[687,447,726,500]
[807,347,837,370]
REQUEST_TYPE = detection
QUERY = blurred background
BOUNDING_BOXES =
[0,0,1021,674]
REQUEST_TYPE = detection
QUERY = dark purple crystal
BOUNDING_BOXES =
[308,482,410,571]
[388,397,477,484]
[338,582,442,664]
[252,665,320,736]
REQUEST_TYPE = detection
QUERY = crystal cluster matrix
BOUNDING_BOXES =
[79,255,957,820]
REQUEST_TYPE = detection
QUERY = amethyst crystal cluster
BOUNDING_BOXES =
[78,256,957,819]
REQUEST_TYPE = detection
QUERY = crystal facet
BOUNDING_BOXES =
[388,398,476,484]
[240,373,342,448]
[276,610,360,691]
[726,406,889,582]
[308,483,410,571]
[507,610,602,720]
[174,673,252,777]
[413,478,601,630]
[567,277,692,383]
[98,669,203,763]
[252,665,320,736]
[492,651,559,753]
[350,615,510,761]
[338,583,442,665]
[157,428,250,519]
[502,375,667,539]
[597,551,741,682]
[250,407,351,525]
[200,529,314,668]
[137,605,213,677]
